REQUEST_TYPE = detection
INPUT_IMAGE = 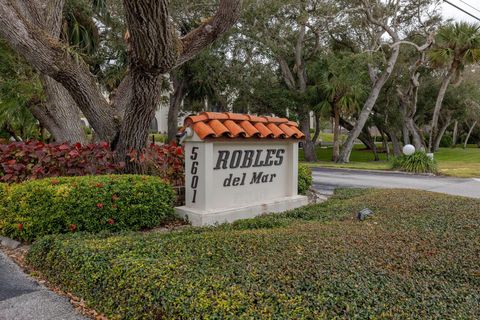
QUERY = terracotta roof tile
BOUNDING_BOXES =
[278,123,296,137]
[264,116,288,124]
[286,121,298,127]
[247,115,268,123]
[208,119,229,137]
[203,112,229,120]
[239,120,260,137]
[192,122,215,139]
[266,123,287,138]
[254,122,275,138]
[223,120,247,137]
[183,112,305,140]
[290,125,305,138]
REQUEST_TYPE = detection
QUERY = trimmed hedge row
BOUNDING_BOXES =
[27,189,480,319]
[0,175,176,241]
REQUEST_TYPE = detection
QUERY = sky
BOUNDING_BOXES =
[441,0,480,23]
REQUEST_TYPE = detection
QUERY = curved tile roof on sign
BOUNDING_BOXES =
[183,112,305,140]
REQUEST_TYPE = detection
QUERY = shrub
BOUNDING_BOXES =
[0,183,7,231]
[129,143,185,187]
[0,175,175,242]
[440,134,453,148]
[0,141,185,186]
[0,141,121,183]
[27,189,480,319]
[298,164,312,194]
[392,151,438,174]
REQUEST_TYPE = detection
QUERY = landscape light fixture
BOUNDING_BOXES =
[402,144,416,156]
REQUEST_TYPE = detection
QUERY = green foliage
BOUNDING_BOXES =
[0,183,7,230]
[309,52,369,115]
[27,189,480,319]
[428,22,480,69]
[0,175,175,242]
[297,163,312,195]
[0,39,42,140]
[440,133,453,148]
[392,151,438,174]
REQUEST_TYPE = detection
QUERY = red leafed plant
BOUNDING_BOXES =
[0,141,185,186]
[0,141,122,183]
[127,143,185,187]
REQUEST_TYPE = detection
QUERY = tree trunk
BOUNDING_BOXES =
[402,124,410,145]
[0,0,242,165]
[3,0,87,144]
[312,113,321,144]
[405,118,425,150]
[339,116,376,150]
[167,75,186,142]
[387,129,402,157]
[300,115,316,162]
[337,42,400,163]
[464,121,477,149]
[380,130,390,161]
[332,105,340,162]
[38,76,87,143]
[433,118,452,152]
[115,72,164,172]
[428,66,456,152]
[452,120,458,147]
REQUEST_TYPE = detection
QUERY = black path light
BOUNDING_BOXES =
[357,208,374,221]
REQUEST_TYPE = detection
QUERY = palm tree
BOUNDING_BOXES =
[427,22,480,152]
[311,54,368,162]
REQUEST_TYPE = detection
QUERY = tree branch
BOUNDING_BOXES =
[278,56,296,91]
[0,0,117,140]
[175,0,243,67]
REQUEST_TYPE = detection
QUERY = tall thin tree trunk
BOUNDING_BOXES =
[300,114,316,162]
[312,113,321,144]
[434,118,452,152]
[339,116,376,151]
[464,121,477,149]
[402,124,410,145]
[337,43,400,163]
[452,120,458,147]
[388,129,402,157]
[428,67,455,152]
[383,132,390,161]
[332,105,340,162]
[167,75,186,142]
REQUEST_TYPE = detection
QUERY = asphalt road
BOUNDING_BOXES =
[312,167,480,199]
[0,251,87,320]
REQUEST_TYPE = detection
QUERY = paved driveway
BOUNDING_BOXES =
[0,251,87,320]
[312,167,480,199]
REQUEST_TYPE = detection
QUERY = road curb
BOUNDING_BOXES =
[308,166,437,177]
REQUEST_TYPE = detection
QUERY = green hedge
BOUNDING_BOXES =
[297,164,312,194]
[0,175,175,241]
[26,189,480,319]
[0,183,7,231]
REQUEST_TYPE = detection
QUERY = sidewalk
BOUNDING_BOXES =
[0,251,87,320]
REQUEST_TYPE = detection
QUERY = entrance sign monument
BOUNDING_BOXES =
[175,112,308,226]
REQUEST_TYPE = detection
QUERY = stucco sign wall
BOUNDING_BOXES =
[175,112,308,226]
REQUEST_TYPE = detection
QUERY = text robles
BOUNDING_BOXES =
[214,149,285,170]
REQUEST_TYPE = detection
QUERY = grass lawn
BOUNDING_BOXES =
[301,145,480,177]
[28,189,480,319]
